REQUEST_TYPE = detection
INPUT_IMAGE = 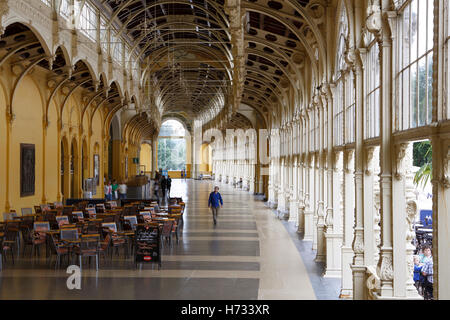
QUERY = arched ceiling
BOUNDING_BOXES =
[1,1,327,141]
[98,0,326,132]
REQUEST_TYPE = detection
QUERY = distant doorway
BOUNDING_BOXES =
[158,120,187,172]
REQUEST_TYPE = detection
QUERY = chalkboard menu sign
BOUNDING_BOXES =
[135,225,161,269]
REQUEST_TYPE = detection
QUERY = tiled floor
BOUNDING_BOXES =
[0,179,339,300]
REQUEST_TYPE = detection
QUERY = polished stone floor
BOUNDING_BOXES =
[0,179,339,300]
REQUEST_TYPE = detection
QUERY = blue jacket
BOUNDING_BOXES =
[414,265,423,282]
[208,192,223,208]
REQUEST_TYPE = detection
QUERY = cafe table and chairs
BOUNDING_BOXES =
[33,221,51,257]
[48,233,71,269]
[71,211,85,223]
[123,216,138,231]
[56,216,70,228]
[59,228,81,261]
[84,207,97,219]
[73,234,101,271]
[2,225,19,264]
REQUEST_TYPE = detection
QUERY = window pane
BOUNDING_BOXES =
[158,139,186,171]
[427,54,433,123]
[410,62,418,128]
[410,0,418,63]
[417,0,427,57]
[418,57,427,126]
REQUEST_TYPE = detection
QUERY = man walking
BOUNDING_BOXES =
[167,176,172,197]
[161,175,167,200]
[208,186,223,225]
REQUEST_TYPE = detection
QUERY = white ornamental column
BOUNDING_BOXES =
[277,157,288,216]
[304,154,315,241]
[432,0,450,299]
[373,6,395,299]
[324,150,343,277]
[298,157,305,232]
[315,101,326,262]
[324,84,343,277]
[341,149,355,298]
[289,159,299,224]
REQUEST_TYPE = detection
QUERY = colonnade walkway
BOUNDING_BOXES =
[0,180,338,300]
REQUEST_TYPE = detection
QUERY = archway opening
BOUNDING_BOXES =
[158,120,187,178]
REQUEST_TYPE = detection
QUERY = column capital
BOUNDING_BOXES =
[365,146,376,176]
[394,142,410,181]
[343,149,355,174]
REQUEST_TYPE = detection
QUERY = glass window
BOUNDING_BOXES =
[365,41,380,139]
[100,16,108,55]
[397,0,434,130]
[41,0,52,7]
[334,80,344,146]
[345,71,355,144]
[77,1,97,41]
[60,0,72,20]
[111,32,123,64]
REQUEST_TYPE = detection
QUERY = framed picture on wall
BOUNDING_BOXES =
[94,154,99,186]
[20,144,35,197]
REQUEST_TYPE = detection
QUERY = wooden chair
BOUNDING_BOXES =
[72,211,85,223]
[22,225,46,259]
[98,232,111,262]
[123,216,138,231]
[2,227,19,264]
[43,211,58,230]
[48,233,70,269]
[160,220,174,248]
[21,208,33,216]
[56,216,70,228]
[54,202,64,209]
[169,214,183,244]
[74,234,100,271]
[40,204,51,212]
[95,204,105,214]
[60,228,79,241]
[62,206,73,216]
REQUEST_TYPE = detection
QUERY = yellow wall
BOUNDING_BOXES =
[91,111,104,196]
[45,99,59,203]
[199,143,212,173]
[139,143,152,174]
[10,76,44,210]
[0,65,118,217]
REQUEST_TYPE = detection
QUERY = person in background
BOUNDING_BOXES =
[167,175,172,197]
[161,175,167,199]
[421,245,432,264]
[421,246,433,300]
[154,178,160,205]
[104,181,113,201]
[413,255,424,295]
[112,180,119,200]
[118,181,127,200]
[181,170,184,179]
[208,186,223,226]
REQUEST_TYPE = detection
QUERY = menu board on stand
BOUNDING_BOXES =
[134,224,161,269]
